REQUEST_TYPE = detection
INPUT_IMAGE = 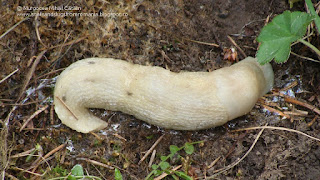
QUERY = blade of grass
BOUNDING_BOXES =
[305,0,320,34]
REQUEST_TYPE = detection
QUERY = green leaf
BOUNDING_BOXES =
[67,176,77,180]
[51,165,68,176]
[70,164,84,176]
[151,164,158,170]
[160,155,167,161]
[172,174,179,180]
[146,135,154,139]
[114,168,123,180]
[25,149,36,162]
[169,145,180,154]
[257,11,312,64]
[174,171,193,180]
[184,143,194,155]
[154,170,163,176]
[159,161,170,170]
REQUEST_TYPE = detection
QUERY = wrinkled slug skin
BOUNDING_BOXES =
[54,57,274,133]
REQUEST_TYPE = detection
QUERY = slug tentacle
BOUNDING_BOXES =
[54,57,274,133]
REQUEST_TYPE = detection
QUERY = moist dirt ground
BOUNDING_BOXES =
[1,0,320,179]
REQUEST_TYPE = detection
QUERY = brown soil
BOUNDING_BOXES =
[1,0,320,179]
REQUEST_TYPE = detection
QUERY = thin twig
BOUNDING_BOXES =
[77,158,114,169]
[34,14,47,48]
[19,128,46,131]
[4,99,45,106]
[291,51,320,63]
[232,126,320,142]
[307,115,319,127]
[34,68,65,81]
[12,166,45,176]
[4,173,19,180]
[55,96,79,120]
[20,105,49,132]
[148,150,157,168]
[50,104,54,125]
[18,50,47,101]
[207,156,221,169]
[31,143,67,172]
[11,148,36,158]
[260,104,291,119]
[46,36,87,50]
[92,164,106,180]
[160,50,172,63]
[183,38,219,47]
[227,35,247,58]
[0,69,19,84]
[113,133,127,141]
[283,110,308,116]
[284,96,320,116]
[257,14,271,50]
[207,125,266,179]
[57,31,74,56]
[0,17,29,39]
[146,23,219,47]
[280,80,298,91]
[4,106,18,126]
[154,165,182,180]
[0,117,11,180]
[79,159,139,180]
[138,134,165,165]
[90,132,104,141]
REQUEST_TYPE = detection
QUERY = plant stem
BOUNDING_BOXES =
[305,0,320,34]
[298,38,320,57]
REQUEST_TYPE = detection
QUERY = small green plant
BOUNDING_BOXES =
[47,165,69,177]
[46,164,123,180]
[68,164,85,180]
[25,144,42,162]
[288,0,303,8]
[145,141,203,180]
[114,168,123,180]
[257,0,320,64]
[48,164,101,180]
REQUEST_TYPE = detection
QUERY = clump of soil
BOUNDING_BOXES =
[1,0,319,179]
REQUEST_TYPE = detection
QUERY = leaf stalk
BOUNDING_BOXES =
[298,38,320,57]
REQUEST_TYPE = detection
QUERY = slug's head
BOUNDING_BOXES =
[214,56,274,120]
[257,61,274,95]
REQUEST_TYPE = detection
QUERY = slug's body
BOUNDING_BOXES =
[54,57,274,133]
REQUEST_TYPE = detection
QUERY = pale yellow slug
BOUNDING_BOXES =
[54,57,274,133]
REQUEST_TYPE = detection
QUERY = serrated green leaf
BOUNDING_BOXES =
[70,164,84,176]
[184,143,194,155]
[114,168,123,180]
[169,145,179,154]
[257,11,312,64]
[159,161,170,170]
